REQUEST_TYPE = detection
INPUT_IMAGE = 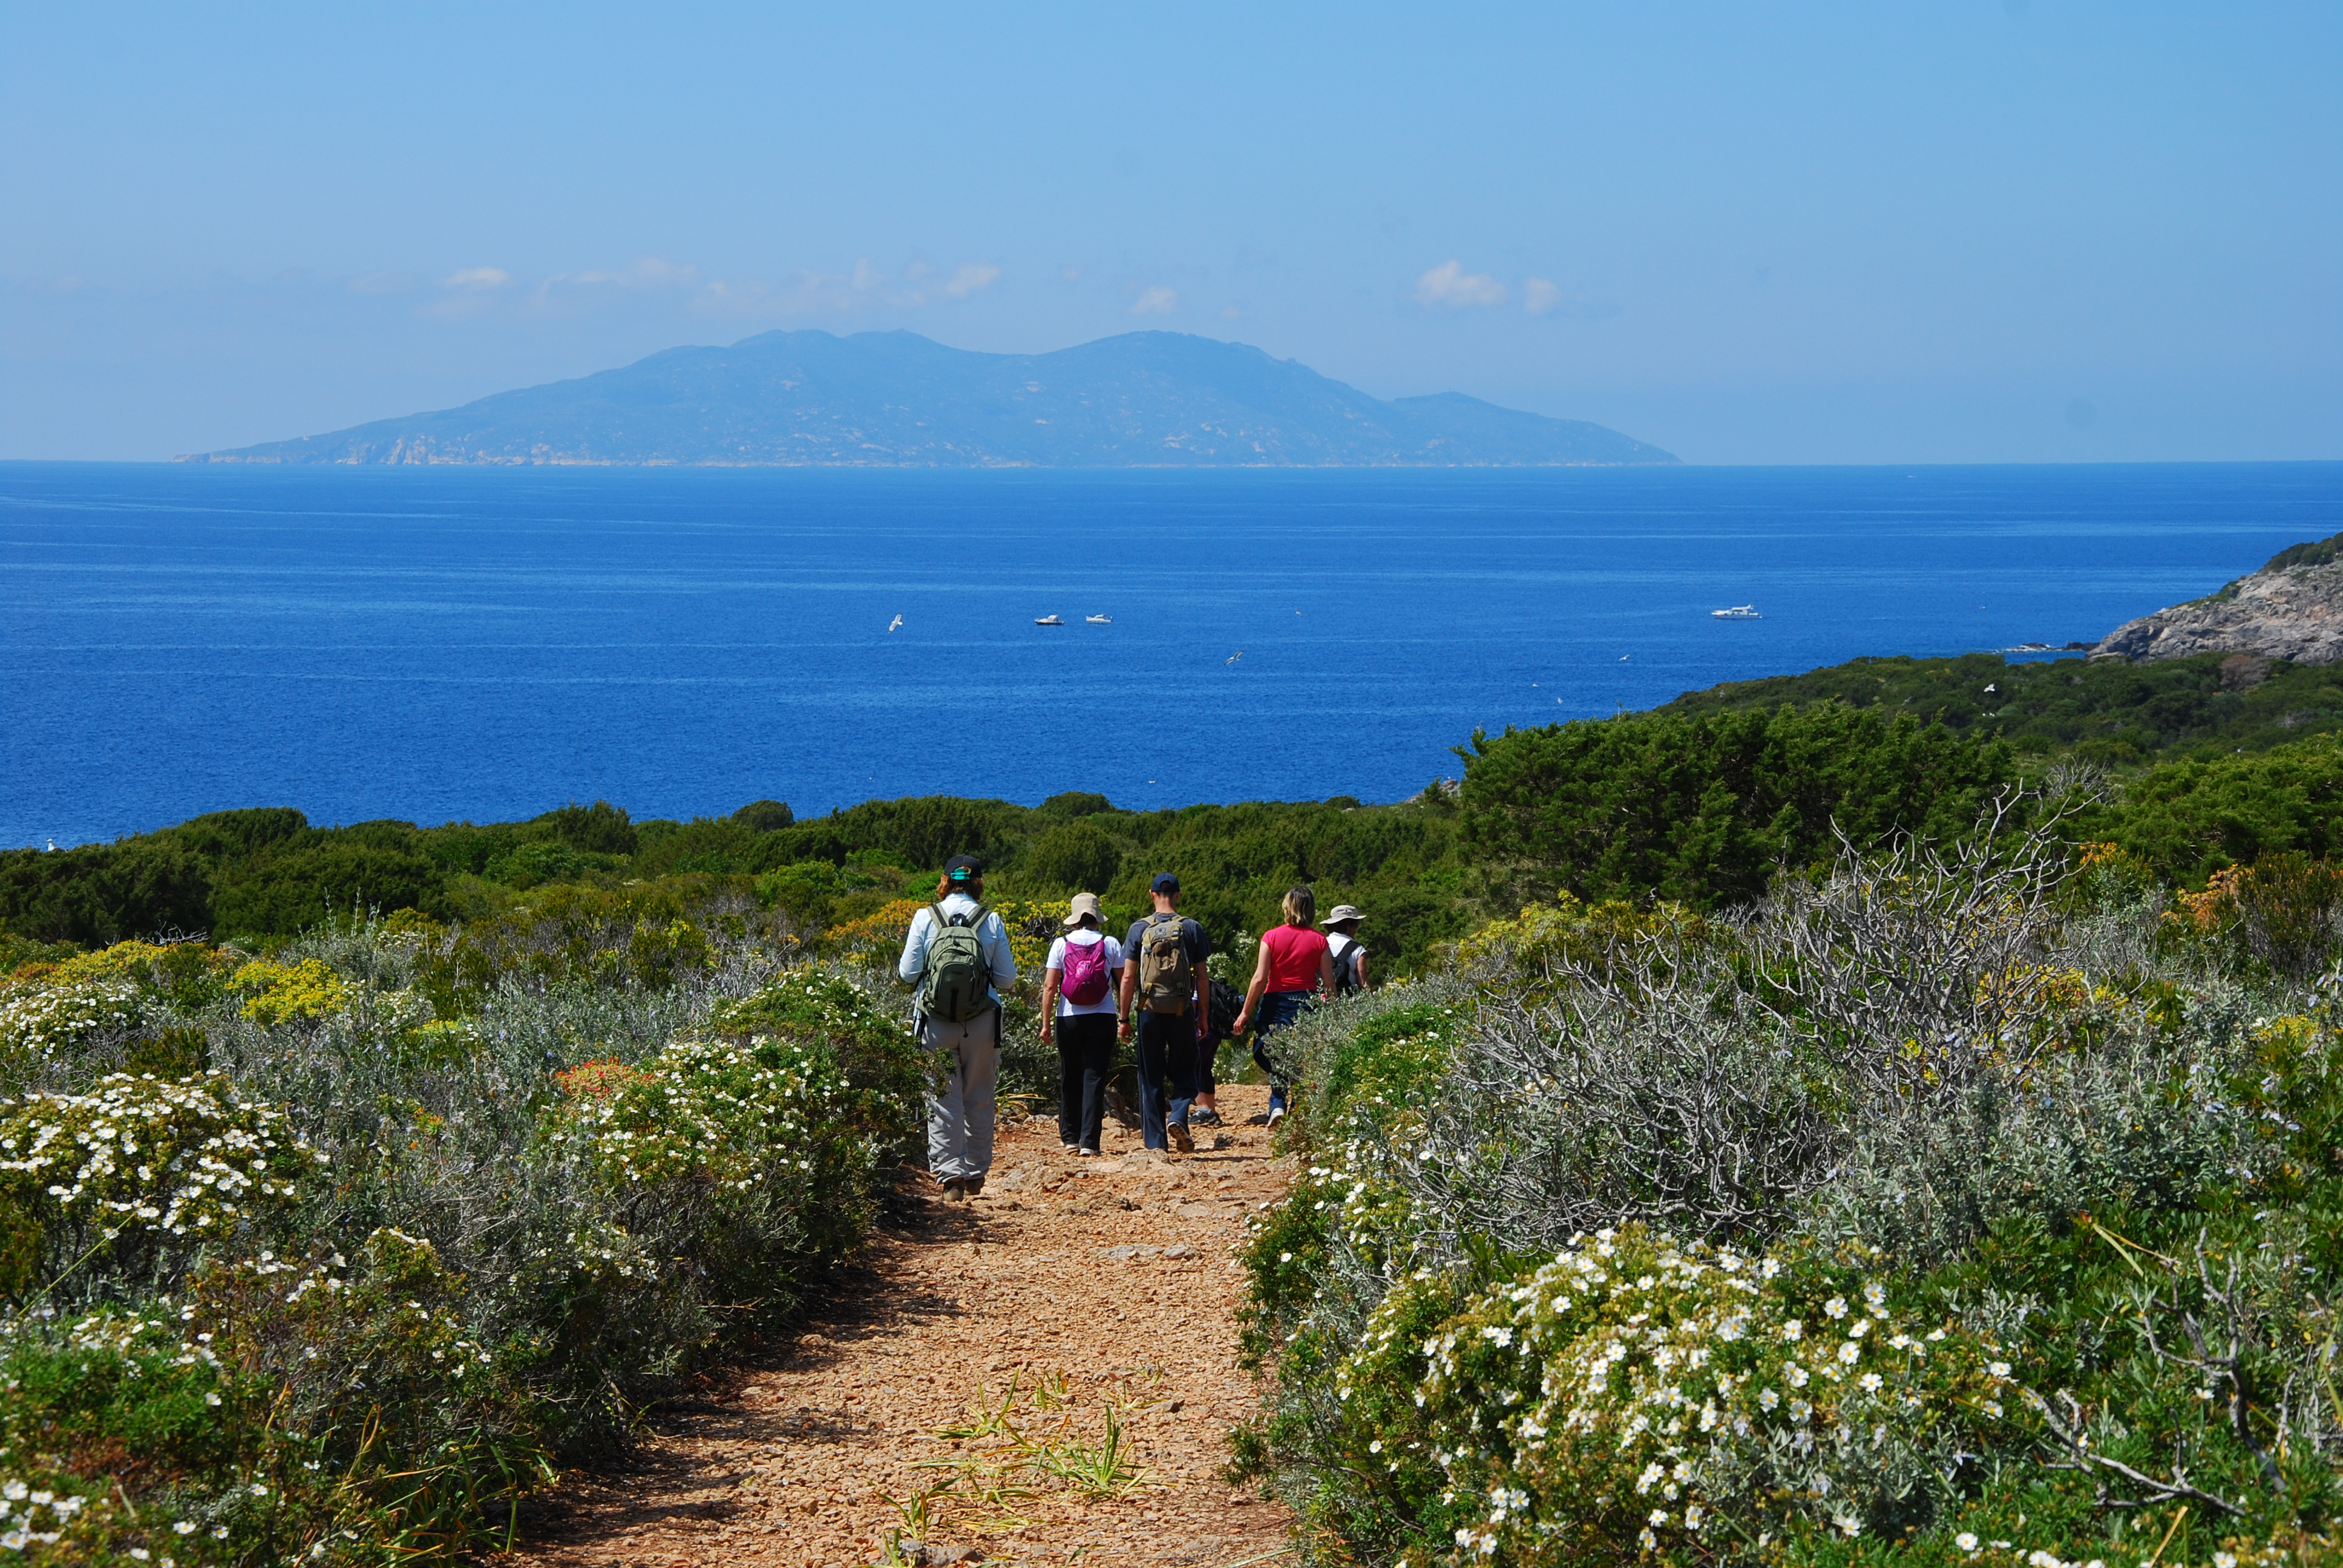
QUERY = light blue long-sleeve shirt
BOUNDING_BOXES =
[897,893,1018,1002]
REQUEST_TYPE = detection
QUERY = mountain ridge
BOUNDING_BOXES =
[180,328,1677,468]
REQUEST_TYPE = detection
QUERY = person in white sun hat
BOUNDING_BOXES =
[1322,904,1370,995]
[1041,890,1122,1156]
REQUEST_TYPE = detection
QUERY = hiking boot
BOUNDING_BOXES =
[1191,1107,1222,1127]
[1078,1146,1099,1157]
[1266,1105,1286,1130]
[960,1176,986,1197]
[1168,1121,1194,1154]
[940,1178,966,1202]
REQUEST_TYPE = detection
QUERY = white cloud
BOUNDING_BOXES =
[1524,277,1562,315]
[1221,305,1240,321]
[942,262,1001,298]
[1130,286,1179,316]
[442,267,511,291]
[1414,260,1506,308]
[570,257,700,290]
[851,258,883,292]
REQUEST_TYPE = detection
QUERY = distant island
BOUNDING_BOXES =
[178,328,1676,468]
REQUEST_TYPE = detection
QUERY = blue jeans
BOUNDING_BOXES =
[1250,990,1311,1114]
[1133,1010,1200,1149]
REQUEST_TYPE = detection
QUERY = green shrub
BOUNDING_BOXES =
[1335,1228,2014,1564]
[534,800,638,856]
[0,841,212,947]
[1022,819,1122,892]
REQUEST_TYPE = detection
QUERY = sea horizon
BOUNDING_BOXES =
[7,458,2341,848]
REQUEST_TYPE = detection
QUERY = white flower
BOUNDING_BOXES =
[1824,1296,1848,1319]
[1837,1342,1861,1365]
[1859,1373,1884,1392]
[175,1521,198,1535]
[1988,1360,2012,1378]
[1957,1532,1981,1553]
[1781,1319,1803,1341]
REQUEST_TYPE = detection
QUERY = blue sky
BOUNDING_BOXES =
[3,2,2336,463]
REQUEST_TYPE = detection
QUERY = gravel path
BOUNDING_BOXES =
[506,1081,1297,1568]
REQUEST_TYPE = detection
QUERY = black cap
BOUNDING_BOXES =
[1150,872,1181,893]
[945,854,983,881]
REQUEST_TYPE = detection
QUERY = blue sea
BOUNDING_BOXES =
[5,461,2341,849]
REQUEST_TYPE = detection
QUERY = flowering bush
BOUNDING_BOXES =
[0,1307,232,1565]
[226,958,350,1025]
[0,1073,321,1297]
[1239,826,2343,1568]
[0,977,145,1073]
[1339,1227,2015,1564]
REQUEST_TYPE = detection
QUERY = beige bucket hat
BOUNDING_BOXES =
[1320,904,1365,926]
[1063,891,1105,927]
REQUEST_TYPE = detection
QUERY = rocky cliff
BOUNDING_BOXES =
[2096,534,2343,664]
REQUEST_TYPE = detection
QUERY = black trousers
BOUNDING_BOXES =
[1055,1011,1116,1152]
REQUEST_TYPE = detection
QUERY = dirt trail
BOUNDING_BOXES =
[508,1081,1297,1568]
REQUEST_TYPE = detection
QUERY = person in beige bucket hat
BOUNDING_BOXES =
[1321,904,1369,995]
[1041,890,1123,1155]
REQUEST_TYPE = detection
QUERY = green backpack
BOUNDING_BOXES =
[917,903,997,1023]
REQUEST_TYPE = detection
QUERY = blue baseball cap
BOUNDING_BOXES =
[1150,872,1181,893]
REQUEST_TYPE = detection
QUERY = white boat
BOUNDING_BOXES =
[1035,614,1064,626]
[1085,614,1112,624]
[1711,604,1762,620]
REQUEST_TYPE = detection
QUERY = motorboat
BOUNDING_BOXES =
[1085,614,1112,624]
[1035,614,1064,626]
[1711,605,1762,619]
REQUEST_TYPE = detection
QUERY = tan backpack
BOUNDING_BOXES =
[1136,912,1193,1014]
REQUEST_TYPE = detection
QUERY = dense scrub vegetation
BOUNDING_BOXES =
[17,641,2343,1563]
[20,686,2343,977]
[0,893,942,1563]
[1234,802,2343,1566]
[1665,649,2343,767]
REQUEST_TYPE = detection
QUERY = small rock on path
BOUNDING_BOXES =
[502,1082,1297,1568]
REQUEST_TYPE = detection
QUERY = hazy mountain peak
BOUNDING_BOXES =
[183,328,1676,468]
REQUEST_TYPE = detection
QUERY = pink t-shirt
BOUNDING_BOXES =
[1260,924,1329,992]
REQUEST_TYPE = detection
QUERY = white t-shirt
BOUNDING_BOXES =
[1045,930,1125,1016]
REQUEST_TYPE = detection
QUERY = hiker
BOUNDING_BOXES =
[1323,903,1371,994]
[1233,884,1335,1129]
[897,854,1018,1200]
[1040,890,1123,1157]
[1117,872,1212,1154]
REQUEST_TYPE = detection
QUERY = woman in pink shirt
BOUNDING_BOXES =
[1233,885,1335,1128]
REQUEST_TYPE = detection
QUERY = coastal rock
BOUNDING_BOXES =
[2095,546,2343,665]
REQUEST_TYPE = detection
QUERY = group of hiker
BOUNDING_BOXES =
[896,856,1369,1200]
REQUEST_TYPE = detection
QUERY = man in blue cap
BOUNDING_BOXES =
[899,854,1018,1198]
[1117,872,1211,1154]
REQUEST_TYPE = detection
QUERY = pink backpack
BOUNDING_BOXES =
[1060,936,1111,1005]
